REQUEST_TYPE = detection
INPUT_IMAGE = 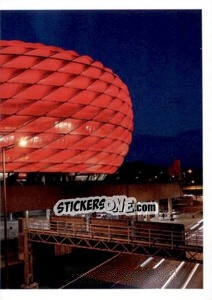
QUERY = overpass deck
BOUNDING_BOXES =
[18,217,203,288]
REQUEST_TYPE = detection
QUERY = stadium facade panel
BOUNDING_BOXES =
[0,40,133,173]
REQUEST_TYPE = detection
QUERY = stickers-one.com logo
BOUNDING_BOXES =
[53,196,158,216]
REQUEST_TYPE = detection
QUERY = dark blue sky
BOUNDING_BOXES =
[0,10,202,167]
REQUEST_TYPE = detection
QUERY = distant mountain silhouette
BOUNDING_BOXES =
[126,129,202,168]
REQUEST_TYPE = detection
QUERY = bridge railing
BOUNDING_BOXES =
[185,231,203,247]
[25,218,188,248]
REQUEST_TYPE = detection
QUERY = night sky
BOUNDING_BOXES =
[0,10,202,168]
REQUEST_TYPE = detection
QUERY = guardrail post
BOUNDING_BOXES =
[148,230,151,246]
[90,224,93,239]
[127,227,129,243]
[196,233,198,250]
[108,225,111,240]
[73,223,75,237]
[57,222,59,234]
[171,231,174,249]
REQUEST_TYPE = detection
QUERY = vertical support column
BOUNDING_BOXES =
[136,214,144,221]
[146,215,150,222]
[2,147,9,288]
[85,215,90,232]
[168,198,173,218]
[46,209,51,220]
[20,218,38,289]
[23,224,30,286]
[154,200,159,220]
[9,213,13,221]
[145,200,151,222]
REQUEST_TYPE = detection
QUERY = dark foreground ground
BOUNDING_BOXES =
[1,240,202,289]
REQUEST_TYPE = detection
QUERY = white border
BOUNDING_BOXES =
[0,0,206,10]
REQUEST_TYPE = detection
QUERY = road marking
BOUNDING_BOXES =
[185,219,202,231]
[190,223,199,230]
[140,257,154,267]
[153,258,165,269]
[186,233,196,239]
[161,261,185,289]
[181,263,199,289]
[111,281,120,288]
[60,253,120,289]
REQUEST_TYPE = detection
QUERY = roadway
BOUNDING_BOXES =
[61,253,203,289]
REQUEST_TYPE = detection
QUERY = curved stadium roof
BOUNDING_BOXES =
[0,40,133,173]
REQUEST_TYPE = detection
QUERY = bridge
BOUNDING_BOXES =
[18,217,203,288]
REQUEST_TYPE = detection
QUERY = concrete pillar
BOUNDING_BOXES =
[168,198,173,217]
[154,200,159,220]
[136,213,144,221]
[41,175,46,185]
[46,209,51,220]
[25,211,29,219]
[146,214,150,222]
[86,215,90,231]
[9,213,13,221]
[20,219,38,289]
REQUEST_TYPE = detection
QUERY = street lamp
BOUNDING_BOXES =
[1,138,27,288]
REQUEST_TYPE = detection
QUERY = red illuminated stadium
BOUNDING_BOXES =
[0,40,133,174]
